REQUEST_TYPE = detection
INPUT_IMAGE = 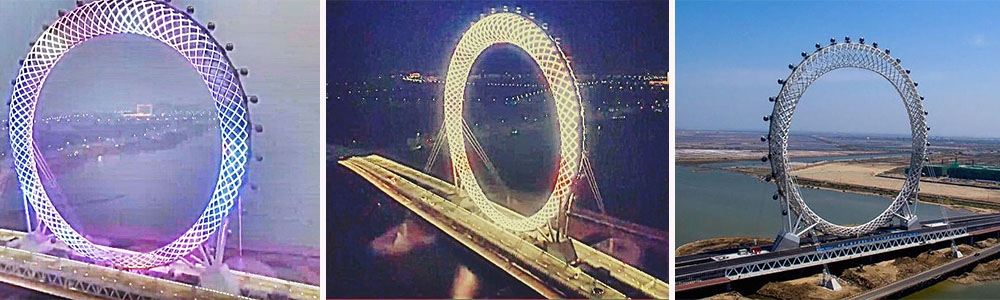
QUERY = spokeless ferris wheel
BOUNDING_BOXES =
[443,12,584,234]
[10,0,253,269]
[423,8,598,252]
[764,37,929,248]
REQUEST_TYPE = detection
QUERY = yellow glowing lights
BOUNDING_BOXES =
[443,12,584,232]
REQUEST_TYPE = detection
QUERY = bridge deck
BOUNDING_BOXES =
[0,229,319,299]
[0,244,245,299]
[676,213,1000,294]
[341,155,668,298]
[849,241,1000,300]
[361,155,669,299]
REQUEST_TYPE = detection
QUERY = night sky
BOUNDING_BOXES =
[328,1,669,80]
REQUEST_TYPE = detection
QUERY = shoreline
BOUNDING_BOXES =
[676,149,887,166]
[726,163,1000,214]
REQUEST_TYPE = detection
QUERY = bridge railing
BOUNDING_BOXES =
[722,228,968,279]
[0,246,248,299]
[0,225,319,299]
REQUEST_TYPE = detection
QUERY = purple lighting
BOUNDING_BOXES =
[9,0,249,269]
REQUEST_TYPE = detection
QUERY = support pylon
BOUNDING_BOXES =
[819,264,842,291]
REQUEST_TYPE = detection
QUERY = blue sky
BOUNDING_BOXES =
[678,1,1000,138]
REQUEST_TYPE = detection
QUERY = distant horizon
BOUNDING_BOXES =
[676,128,1000,141]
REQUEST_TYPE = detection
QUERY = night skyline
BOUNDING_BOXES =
[328,1,669,81]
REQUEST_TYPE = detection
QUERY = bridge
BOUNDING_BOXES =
[341,155,668,299]
[676,213,1000,295]
[849,236,1000,300]
[0,229,319,300]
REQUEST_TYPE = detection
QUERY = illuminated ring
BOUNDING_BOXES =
[9,0,248,268]
[767,41,927,237]
[443,12,584,232]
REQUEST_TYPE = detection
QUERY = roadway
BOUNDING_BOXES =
[849,241,1000,300]
[675,213,999,269]
[0,244,246,299]
[361,155,669,299]
[569,209,669,244]
[340,156,619,298]
[341,154,669,299]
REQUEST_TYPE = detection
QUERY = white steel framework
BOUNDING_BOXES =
[767,40,928,237]
[9,0,249,269]
[442,12,584,233]
[723,228,966,280]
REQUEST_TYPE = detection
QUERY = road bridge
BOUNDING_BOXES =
[0,229,319,300]
[676,213,1000,295]
[849,241,1000,300]
[340,155,669,299]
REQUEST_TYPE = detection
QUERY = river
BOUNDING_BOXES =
[676,154,976,246]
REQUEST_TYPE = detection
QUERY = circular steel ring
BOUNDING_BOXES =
[9,0,248,268]
[768,42,927,237]
[442,12,584,232]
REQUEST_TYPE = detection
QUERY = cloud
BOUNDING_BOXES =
[971,34,989,47]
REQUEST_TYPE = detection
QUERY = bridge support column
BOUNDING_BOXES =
[819,266,842,292]
[772,230,800,252]
[8,226,54,254]
[545,194,579,264]
[200,263,241,295]
[454,192,478,213]
[544,239,579,264]
[195,218,241,295]
[905,217,920,231]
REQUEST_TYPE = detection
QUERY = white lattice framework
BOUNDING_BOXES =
[723,228,966,280]
[767,41,928,237]
[442,12,584,233]
[9,0,248,269]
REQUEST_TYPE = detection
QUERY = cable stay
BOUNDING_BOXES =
[423,123,447,173]
[237,196,244,257]
[462,120,500,176]
[422,119,513,206]
[581,154,606,215]
[461,119,516,206]
[32,141,66,236]
[581,153,615,240]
